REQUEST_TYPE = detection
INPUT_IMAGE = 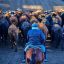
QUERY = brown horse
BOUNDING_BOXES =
[8,16,19,50]
[26,47,44,64]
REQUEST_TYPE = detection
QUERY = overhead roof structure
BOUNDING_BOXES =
[22,5,43,11]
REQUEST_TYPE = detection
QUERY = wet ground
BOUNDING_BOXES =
[0,47,64,64]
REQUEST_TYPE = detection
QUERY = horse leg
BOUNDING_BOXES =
[36,49,44,64]
[26,48,33,64]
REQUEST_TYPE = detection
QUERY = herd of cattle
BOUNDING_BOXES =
[0,9,64,51]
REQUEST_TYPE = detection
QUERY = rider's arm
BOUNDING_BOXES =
[40,30,46,43]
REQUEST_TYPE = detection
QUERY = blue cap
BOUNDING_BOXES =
[32,23,38,27]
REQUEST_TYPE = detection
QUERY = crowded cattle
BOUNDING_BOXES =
[0,8,64,51]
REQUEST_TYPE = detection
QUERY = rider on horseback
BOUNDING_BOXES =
[25,20,46,64]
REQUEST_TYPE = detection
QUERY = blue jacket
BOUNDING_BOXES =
[27,27,45,45]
